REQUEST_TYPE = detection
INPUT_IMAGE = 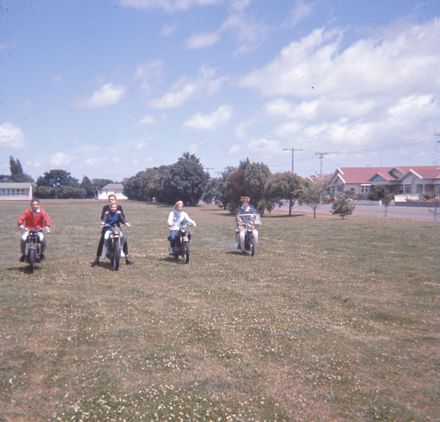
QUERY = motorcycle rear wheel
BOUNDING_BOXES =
[183,242,190,264]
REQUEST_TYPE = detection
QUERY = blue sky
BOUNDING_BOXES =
[1,0,440,181]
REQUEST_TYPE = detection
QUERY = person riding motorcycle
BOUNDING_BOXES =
[17,199,52,262]
[167,200,196,255]
[92,194,132,266]
[101,203,131,259]
[236,195,260,252]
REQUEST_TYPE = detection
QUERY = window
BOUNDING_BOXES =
[361,185,371,194]
[403,185,412,194]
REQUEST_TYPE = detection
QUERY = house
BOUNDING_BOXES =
[96,183,127,200]
[0,182,33,201]
[328,166,440,200]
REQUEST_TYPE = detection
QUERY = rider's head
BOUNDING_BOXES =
[108,194,117,204]
[174,200,184,211]
[30,199,40,213]
[240,196,250,206]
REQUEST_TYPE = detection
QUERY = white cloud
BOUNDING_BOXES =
[50,152,73,166]
[221,9,269,54]
[135,142,145,151]
[183,105,232,130]
[148,66,226,110]
[138,114,157,126]
[78,83,126,109]
[0,122,25,148]
[229,144,241,155]
[186,32,220,49]
[119,0,220,12]
[134,60,162,92]
[248,137,283,155]
[229,0,251,12]
[240,20,440,98]
[285,0,314,27]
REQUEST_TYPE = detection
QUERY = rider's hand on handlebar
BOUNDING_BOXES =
[125,222,132,227]
[18,224,25,230]
[44,226,51,233]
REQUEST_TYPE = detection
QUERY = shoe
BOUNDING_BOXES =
[125,257,132,265]
[40,254,45,261]
[91,257,99,267]
[19,255,26,262]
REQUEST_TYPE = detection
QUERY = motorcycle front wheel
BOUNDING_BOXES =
[112,240,121,271]
[28,248,35,273]
[182,242,190,264]
[249,237,256,256]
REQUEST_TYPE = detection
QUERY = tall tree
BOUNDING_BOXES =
[298,179,328,219]
[158,153,208,206]
[264,172,304,214]
[37,169,78,198]
[80,176,95,198]
[243,161,271,213]
[9,156,34,182]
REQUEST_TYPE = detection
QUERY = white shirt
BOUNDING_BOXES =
[168,209,195,230]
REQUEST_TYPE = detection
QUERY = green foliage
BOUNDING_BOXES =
[9,156,34,182]
[91,178,113,191]
[331,194,355,219]
[243,161,271,206]
[34,185,54,198]
[162,153,208,206]
[298,179,328,218]
[368,185,388,201]
[36,169,79,198]
[57,185,87,199]
[80,176,95,198]
[264,172,304,213]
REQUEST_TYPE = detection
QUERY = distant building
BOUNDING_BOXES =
[96,183,127,200]
[328,166,440,200]
[0,182,33,201]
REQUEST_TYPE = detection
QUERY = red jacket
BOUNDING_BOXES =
[17,208,52,229]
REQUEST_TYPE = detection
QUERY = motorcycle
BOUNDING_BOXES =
[20,227,49,273]
[168,222,193,264]
[103,223,130,271]
[236,213,260,256]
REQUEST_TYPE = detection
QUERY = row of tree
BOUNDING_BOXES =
[123,153,346,216]
[2,156,113,199]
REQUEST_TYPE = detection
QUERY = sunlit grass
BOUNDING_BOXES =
[0,200,439,420]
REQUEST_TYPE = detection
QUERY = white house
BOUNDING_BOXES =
[0,183,33,201]
[96,183,127,200]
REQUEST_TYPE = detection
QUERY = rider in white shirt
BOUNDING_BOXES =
[167,200,197,253]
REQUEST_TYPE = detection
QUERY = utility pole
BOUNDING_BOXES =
[283,147,302,216]
[435,132,440,166]
[315,151,337,179]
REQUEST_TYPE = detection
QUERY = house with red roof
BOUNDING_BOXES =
[328,166,440,199]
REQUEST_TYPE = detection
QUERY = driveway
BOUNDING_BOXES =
[287,203,439,222]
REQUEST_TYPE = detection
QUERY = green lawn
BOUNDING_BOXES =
[0,200,439,421]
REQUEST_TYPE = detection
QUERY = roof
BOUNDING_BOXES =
[333,166,440,184]
[0,182,32,188]
[101,183,124,190]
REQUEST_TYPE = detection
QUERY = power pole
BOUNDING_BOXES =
[435,132,440,166]
[283,147,302,216]
[315,151,337,179]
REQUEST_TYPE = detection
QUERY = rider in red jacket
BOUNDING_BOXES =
[17,199,52,261]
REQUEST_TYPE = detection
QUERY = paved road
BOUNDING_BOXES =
[286,203,439,222]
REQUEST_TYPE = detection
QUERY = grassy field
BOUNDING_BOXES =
[0,200,439,421]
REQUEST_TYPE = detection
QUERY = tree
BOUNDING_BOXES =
[9,156,34,182]
[298,179,328,219]
[264,172,304,215]
[37,169,79,198]
[91,178,113,192]
[382,193,394,220]
[368,185,388,201]
[158,153,208,206]
[243,161,271,214]
[331,194,355,219]
[80,176,95,198]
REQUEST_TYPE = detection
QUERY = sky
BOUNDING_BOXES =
[1,0,440,182]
